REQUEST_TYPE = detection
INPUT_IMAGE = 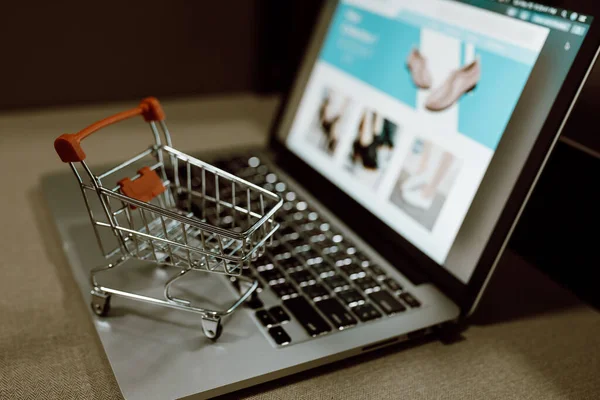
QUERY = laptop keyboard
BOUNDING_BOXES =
[212,155,422,345]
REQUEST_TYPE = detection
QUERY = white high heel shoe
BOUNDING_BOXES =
[402,188,434,210]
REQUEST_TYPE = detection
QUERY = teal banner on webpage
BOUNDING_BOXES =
[320,3,542,149]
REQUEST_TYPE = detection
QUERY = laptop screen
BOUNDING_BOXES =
[278,0,592,283]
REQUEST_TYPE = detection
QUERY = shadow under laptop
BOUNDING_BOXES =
[469,250,582,326]
[216,251,593,400]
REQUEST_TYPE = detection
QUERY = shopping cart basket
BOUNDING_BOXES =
[54,97,282,339]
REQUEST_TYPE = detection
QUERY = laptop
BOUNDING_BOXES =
[42,0,600,399]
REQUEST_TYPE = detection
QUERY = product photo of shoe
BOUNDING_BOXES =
[327,136,337,152]
[401,173,430,192]
[321,115,341,152]
[401,188,435,210]
[407,49,433,89]
[425,59,481,112]
[352,140,379,170]
[375,119,397,148]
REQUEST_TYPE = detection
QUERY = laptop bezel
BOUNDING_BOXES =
[266,0,600,314]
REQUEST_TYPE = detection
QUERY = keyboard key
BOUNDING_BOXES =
[310,262,335,277]
[352,303,382,322]
[278,225,296,236]
[337,289,365,307]
[285,191,297,202]
[267,242,289,257]
[283,296,332,337]
[241,266,257,277]
[286,237,306,248]
[303,283,330,300]
[323,274,350,291]
[345,246,357,256]
[305,253,325,265]
[316,298,357,329]
[354,253,371,267]
[331,234,345,244]
[295,201,308,211]
[245,294,264,309]
[281,232,304,247]
[307,212,321,222]
[296,248,321,261]
[259,267,284,285]
[299,222,316,232]
[399,292,421,308]
[306,220,325,232]
[317,222,330,232]
[367,265,387,279]
[268,326,292,345]
[384,278,403,292]
[277,257,303,271]
[289,211,320,226]
[292,244,311,254]
[322,245,341,256]
[287,211,307,224]
[257,165,269,175]
[309,234,328,244]
[310,235,331,247]
[315,233,338,248]
[369,291,407,315]
[253,254,272,269]
[301,224,321,236]
[334,257,353,266]
[265,173,278,184]
[272,250,292,261]
[269,306,290,323]
[294,246,323,260]
[256,310,277,327]
[339,262,366,279]
[271,282,297,299]
[307,257,325,268]
[328,251,354,263]
[289,269,316,286]
[354,277,380,292]
[249,174,265,185]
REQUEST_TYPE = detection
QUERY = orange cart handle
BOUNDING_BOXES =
[54,97,166,163]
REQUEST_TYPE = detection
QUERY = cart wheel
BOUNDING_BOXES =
[203,321,223,341]
[91,294,111,317]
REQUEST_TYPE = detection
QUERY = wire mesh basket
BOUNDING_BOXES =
[54,97,282,339]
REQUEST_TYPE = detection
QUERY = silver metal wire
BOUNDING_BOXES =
[67,117,281,338]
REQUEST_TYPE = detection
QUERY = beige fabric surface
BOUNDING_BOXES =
[0,95,598,400]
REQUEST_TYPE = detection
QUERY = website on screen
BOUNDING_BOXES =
[286,0,551,278]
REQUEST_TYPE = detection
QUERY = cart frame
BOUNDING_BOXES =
[54,97,282,339]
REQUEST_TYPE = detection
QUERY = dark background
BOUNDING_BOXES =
[0,1,323,110]
[1,0,597,307]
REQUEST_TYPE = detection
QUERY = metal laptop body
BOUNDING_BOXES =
[41,0,600,399]
[42,151,459,400]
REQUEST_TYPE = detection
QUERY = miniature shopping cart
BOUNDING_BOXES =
[54,97,282,340]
